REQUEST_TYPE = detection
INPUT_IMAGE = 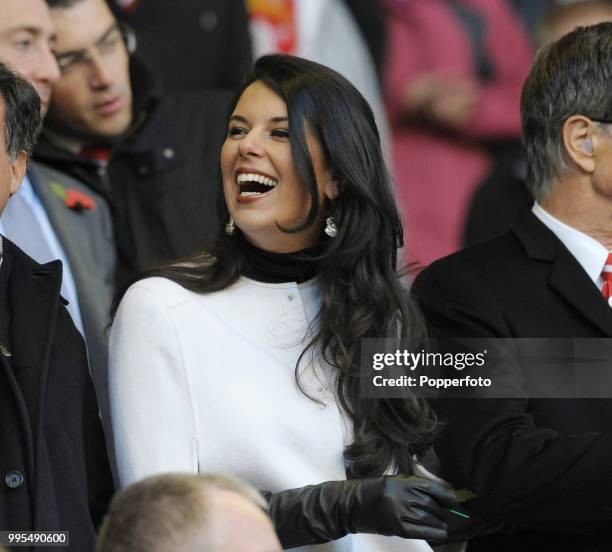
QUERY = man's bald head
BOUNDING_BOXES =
[97,474,282,552]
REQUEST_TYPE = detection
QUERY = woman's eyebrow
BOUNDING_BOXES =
[229,115,288,124]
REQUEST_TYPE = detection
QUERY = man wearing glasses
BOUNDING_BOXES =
[413,23,612,551]
[36,0,233,287]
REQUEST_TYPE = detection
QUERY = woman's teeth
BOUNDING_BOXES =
[237,173,278,187]
[236,173,278,196]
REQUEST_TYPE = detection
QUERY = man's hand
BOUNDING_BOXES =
[402,74,481,130]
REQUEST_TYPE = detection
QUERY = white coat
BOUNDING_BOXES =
[109,275,432,552]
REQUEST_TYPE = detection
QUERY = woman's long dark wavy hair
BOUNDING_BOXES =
[113,54,437,478]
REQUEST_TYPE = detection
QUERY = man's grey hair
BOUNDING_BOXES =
[96,473,269,552]
[0,63,41,161]
[521,22,612,201]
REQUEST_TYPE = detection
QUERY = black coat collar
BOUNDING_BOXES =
[6,239,62,369]
[512,209,612,336]
[4,239,62,424]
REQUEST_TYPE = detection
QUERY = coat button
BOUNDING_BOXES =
[200,9,218,31]
[5,470,24,489]
[162,147,175,160]
[287,294,294,302]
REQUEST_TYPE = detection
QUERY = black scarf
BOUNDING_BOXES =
[237,235,322,284]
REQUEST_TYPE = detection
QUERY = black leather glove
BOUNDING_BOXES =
[267,475,459,548]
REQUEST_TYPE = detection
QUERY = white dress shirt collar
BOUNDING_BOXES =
[532,202,609,288]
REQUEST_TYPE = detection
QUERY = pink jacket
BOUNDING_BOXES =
[384,0,532,267]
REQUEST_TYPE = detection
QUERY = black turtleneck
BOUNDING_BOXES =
[237,234,323,284]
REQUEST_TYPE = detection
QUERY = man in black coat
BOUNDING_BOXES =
[35,0,232,286]
[0,64,113,550]
[413,23,612,551]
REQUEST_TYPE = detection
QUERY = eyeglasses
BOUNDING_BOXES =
[54,23,136,74]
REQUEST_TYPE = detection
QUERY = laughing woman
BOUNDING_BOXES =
[109,54,457,550]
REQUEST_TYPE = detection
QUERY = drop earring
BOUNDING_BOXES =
[225,217,235,236]
[324,216,337,238]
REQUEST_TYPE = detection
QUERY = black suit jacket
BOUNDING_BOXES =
[0,238,113,551]
[413,210,612,551]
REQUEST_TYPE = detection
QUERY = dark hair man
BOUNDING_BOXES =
[0,62,113,551]
[414,22,612,551]
[0,0,117,427]
[97,474,281,552]
[36,0,232,286]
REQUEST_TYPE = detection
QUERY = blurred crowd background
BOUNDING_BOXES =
[110,0,612,268]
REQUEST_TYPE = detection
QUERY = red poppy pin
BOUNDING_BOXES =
[50,181,97,212]
[116,0,139,13]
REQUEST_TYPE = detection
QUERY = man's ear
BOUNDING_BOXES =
[9,150,27,196]
[562,115,597,174]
